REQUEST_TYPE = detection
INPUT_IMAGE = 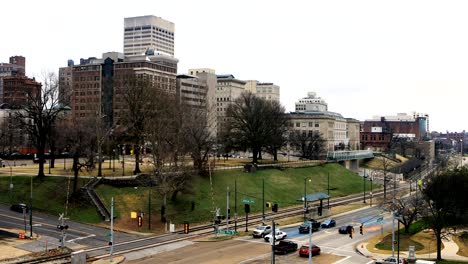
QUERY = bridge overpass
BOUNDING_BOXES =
[326,150,375,171]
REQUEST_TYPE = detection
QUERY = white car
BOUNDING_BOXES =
[264,230,287,242]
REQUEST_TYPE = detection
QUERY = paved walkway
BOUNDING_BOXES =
[357,234,468,262]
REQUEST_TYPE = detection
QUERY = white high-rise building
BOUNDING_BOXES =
[124,15,175,56]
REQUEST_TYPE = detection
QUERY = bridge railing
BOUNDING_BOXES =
[327,150,374,161]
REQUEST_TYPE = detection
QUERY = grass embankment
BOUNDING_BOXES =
[0,163,380,232]
[96,163,380,232]
[0,176,102,223]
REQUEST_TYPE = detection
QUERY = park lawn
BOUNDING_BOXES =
[453,231,468,257]
[96,163,380,232]
[0,175,102,223]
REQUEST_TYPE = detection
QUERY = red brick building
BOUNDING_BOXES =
[360,113,429,151]
[0,56,41,108]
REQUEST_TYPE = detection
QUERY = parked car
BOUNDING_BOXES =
[299,244,321,257]
[375,256,407,264]
[298,219,321,233]
[10,203,28,214]
[252,225,272,238]
[274,240,298,254]
[33,153,50,163]
[264,230,287,242]
[338,225,354,234]
[321,219,336,228]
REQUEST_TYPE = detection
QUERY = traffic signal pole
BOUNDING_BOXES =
[226,186,230,231]
[234,180,237,233]
[110,197,114,262]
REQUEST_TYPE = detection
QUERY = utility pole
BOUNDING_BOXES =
[271,220,275,264]
[363,171,367,203]
[327,172,330,209]
[392,212,395,257]
[262,178,265,224]
[110,197,114,262]
[234,180,237,233]
[226,186,230,231]
[122,145,125,177]
[29,175,33,237]
[148,185,152,230]
[308,221,313,264]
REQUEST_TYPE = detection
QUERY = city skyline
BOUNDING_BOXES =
[2,0,468,132]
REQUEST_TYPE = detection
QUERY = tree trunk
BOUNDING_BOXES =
[134,146,141,174]
[404,224,410,234]
[273,147,278,161]
[171,190,178,201]
[436,228,442,260]
[37,147,45,178]
[252,149,258,163]
[72,156,79,195]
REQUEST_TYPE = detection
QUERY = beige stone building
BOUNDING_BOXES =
[288,92,360,152]
[245,80,280,102]
[215,74,246,136]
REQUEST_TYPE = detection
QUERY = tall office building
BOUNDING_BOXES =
[245,80,280,102]
[124,15,175,57]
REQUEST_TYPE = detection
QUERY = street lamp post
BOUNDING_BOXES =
[304,178,311,220]
[460,139,463,167]
[112,149,116,172]
[363,171,368,203]
[122,145,125,177]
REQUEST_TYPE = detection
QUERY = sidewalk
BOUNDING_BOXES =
[356,234,468,262]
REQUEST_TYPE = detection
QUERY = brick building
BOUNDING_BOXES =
[0,56,41,108]
[360,113,429,151]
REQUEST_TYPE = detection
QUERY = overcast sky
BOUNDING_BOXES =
[2,0,467,132]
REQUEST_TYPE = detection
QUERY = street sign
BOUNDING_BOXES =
[376,216,384,223]
[217,229,237,236]
[130,212,137,219]
[241,198,255,203]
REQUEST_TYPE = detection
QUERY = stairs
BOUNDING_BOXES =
[82,177,111,221]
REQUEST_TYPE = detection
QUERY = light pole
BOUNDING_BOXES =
[327,172,330,209]
[460,139,463,167]
[370,173,373,207]
[363,171,368,203]
[262,177,265,224]
[112,149,116,172]
[121,145,125,177]
[304,178,311,220]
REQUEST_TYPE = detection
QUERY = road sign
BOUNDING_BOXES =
[241,198,255,203]
[130,212,137,219]
[376,216,384,223]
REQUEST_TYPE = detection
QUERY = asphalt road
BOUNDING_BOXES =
[0,204,141,249]
[130,206,394,264]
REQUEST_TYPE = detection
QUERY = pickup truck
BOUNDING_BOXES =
[274,240,298,254]
[252,225,272,238]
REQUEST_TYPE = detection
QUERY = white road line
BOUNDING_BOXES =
[333,255,352,264]
[66,234,95,243]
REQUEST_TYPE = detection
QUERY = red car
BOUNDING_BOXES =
[299,244,321,257]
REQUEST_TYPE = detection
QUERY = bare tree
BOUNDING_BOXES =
[56,118,95,195]
[120,77,155,174]
[264,100,288,161]
[289,131,326,160]
[16,72,63,178]
[224,92,271,163]
[183,104,215,176]
[391,195,425,233]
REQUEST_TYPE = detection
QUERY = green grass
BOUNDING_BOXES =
[375,231,425,251]
[0,175,102,223]
[0,163,381,227]
[96,163,380,226]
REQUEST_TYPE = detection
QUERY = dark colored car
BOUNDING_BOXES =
[299,244,321,257]
[274,240,298,255]
[338,225,354,234]
[10,203,28,214]
[298,219,321,233]
[321,219,336,228]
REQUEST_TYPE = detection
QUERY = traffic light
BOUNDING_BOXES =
[317,206,323,216]
[57,225,69,230]
[108,241,113,246]
[272,203,278,212]
[138,216,143,227]
[244,204,250,213]
[349,227,354,239]
[360,225,363,235]
[183,222,189,234]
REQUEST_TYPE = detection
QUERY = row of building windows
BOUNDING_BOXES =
[294,122,320,128]
[216,97,230,102]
